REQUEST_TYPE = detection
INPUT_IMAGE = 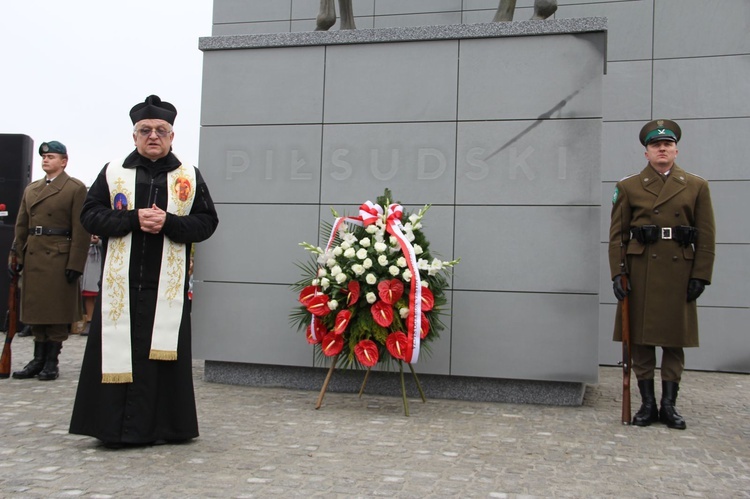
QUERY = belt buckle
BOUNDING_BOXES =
[33,226,43,236]
[661,227,672,240]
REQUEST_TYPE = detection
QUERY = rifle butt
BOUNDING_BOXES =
[0,270,19,379]
[621,288,632,425]
[0,339,11,378]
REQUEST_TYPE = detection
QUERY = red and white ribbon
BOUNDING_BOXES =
[384,203,421,364]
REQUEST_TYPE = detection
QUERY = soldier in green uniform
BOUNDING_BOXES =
[608,119,716,429]
[8,141,89,381]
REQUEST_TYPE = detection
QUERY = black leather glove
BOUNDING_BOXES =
[687,278,707,302]
[65,269,82,283]
[613,275,630,301]
[8,262,22,278]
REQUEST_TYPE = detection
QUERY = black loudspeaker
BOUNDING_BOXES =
[0,134,34,226]
[0,134,33,326]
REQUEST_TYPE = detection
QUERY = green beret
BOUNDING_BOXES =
[130,95,177,125]
[39,140,67,155]
[639,119,681,146]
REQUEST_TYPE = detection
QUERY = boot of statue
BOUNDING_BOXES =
[37,342,63,381]
[632,378,659,426]
[12,341,46,379]
[659,380,687,430]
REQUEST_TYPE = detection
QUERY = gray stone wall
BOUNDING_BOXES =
[196,0,750,376]
[193,18,606,401]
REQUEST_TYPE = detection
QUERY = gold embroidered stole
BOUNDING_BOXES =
[101,158,196,383]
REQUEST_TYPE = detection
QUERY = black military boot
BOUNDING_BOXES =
[632,379,659,426]
[37,342,63,381]
[17,324,33,337]
[659,380,687,430]
[12,341,46,379]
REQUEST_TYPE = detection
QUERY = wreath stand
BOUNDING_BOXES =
[315,354,427,416]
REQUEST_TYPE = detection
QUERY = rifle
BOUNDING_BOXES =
[619,224,631,425]
[0,253,20,378]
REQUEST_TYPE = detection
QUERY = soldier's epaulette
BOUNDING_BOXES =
[687,172,707,181]
[619,173,638,182]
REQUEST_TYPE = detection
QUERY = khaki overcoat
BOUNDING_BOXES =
[608,164,715,347]
[14,171,89,324]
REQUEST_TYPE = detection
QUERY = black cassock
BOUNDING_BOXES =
[69,150,218,444]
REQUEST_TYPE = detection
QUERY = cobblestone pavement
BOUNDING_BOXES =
[0,334,748,498]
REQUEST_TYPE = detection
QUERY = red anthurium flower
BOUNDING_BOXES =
[315,319,328,337]
[306,320,327,344]
[321,331,344,357]
[333,310,352,335]
[354,339,379,367]
[299,285,321,305]
[344,281,360,307]
[377,279,404,305]
[419,313,430,339]
[386,331,408,360]
[306,294,331,317]
[370,301,394,327]
[419,287,434,312]
[306,322,325,344]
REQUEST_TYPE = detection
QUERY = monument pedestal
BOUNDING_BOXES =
[195,19,607,405]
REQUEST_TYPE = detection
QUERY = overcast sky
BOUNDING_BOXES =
[0,0,213,186]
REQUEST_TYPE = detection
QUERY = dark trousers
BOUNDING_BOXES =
[31,324,70,343]
[632,344,685,382]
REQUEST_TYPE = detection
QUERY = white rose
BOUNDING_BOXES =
[365,225,378,234]
[360,237,371,247]
[365,273,377,285]
[320,277,330,289]
[332,246,343,257]
[389,236,398,246]
[363,258,373,269]
[417,258,429,270]
[399,307,410,319]
[335,273,347,284]
[413,244,423,255]
[406,231,415,242]
[330,265,342,276]
[311,278,320,286]
[356,248,368,260]
[326,258,337,268]
[344,248,356,259]
[408,214,419,225]
[352,264,365,276]
[317,268,328,277]
[366,292,377,304]
[327,300,338,310]
[396,257,407,268]
[340,241,351,250]
[388,265,400,276]
[374,241,387,253]
[402,269,412,282]
[378,255,389,266]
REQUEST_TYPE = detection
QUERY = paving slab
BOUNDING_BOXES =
[1,333,748,498]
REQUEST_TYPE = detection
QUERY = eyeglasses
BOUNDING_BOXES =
[135,127,172,138]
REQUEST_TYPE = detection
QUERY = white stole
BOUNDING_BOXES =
[101,157,196,383]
